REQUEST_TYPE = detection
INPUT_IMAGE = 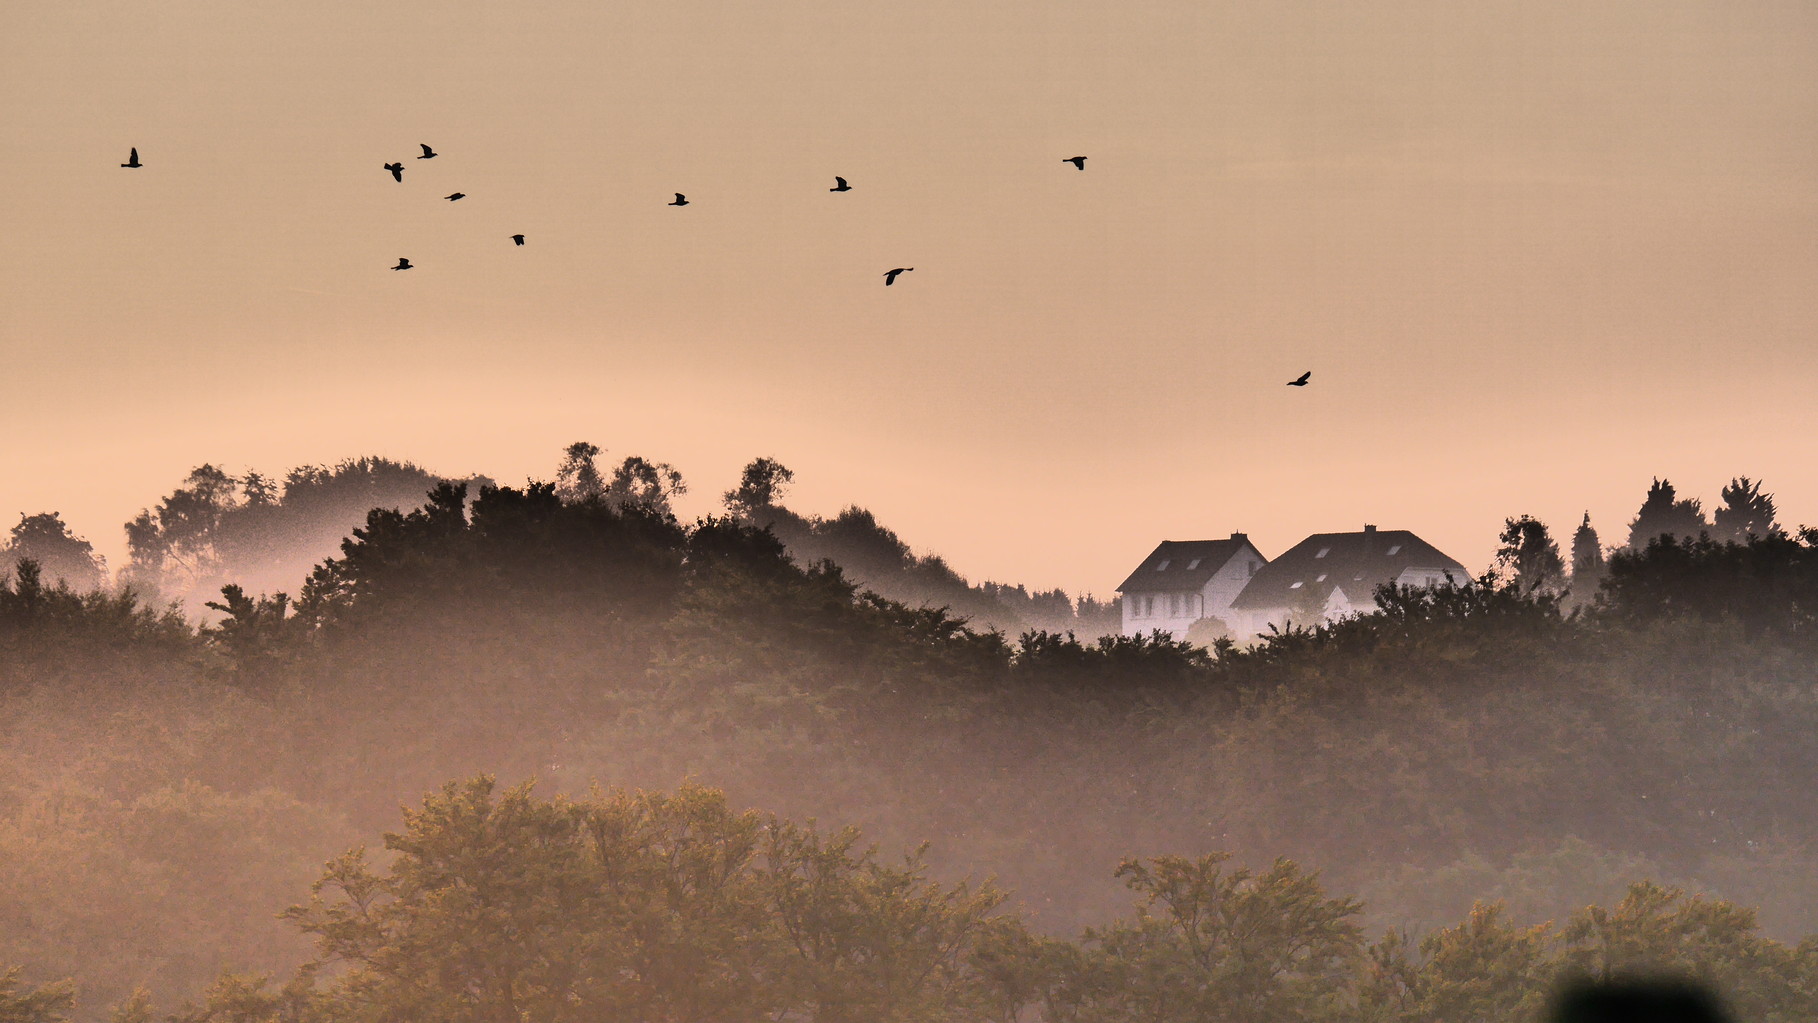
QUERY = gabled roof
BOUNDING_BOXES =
[1116,535,1260,593]
[1229,526,1469,611]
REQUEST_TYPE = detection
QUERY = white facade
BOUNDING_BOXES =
[1120,539,1266,640]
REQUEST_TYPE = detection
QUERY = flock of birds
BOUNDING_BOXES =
[117,145,1313,386]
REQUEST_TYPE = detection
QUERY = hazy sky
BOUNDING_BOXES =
[3,0,1814,599]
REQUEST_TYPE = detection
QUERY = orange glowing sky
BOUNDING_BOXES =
[3,0,1815,599]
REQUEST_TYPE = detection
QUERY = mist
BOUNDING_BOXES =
[4,454,1818,1020]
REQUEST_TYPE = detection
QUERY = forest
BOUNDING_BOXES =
[2,453,1816,1022]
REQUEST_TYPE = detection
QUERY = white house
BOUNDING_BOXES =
[1225,524,1470,636]
[1116,534,1269,640]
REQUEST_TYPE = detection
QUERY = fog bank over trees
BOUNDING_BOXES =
[2,454,1815,1020]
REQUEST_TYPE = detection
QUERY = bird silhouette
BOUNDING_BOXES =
[384,162,404,182]
[1287,371,1311,386]
[830,176,851,192]
[120,147,141,168]
[418,144,437,159]
[668,193,689,206]
[392,257,413,271]
[445,192,465,201]
[1064,156,1086,170]
[511,234,526,246]
[884,267,913,286]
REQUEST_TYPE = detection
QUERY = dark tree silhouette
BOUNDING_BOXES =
[1497,515,1567,592]
[123,458,458,604]
[1597,528,1818,643]
[1713,476,1778,543]
[555,441,606,503]
[1570,512,1605,594]
[124,464,239,595]
[606,456,687,516]
[2,513,106,591]
[1625,478,1709,550]
[723,457,796,518]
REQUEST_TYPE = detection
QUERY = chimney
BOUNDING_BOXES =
[1363,524,1376,534]
[1230,531,1247,542]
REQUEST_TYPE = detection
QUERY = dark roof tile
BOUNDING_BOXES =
[1229,527,1469,611]
[1116,535,1261,593]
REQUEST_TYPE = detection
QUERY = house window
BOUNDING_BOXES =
[1156,560,1170,571]
[1290,581,1304,589]
[1144,595,1155,616]
[1316,573,1327,582]
[1168,594,1180,615]
[1386,545,1401,555]
[1186,558,1201,570]
[1315,547,1330,558]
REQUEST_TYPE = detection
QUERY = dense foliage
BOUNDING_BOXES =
[4,470,1818,1020]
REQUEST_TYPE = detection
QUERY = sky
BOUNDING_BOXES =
[3,0,1815,600]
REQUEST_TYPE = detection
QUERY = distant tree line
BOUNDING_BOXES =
[1494,475,1783,598]
[4,462,1818,1020]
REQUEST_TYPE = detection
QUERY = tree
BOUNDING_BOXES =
[555,441,605,503]
[1559,882,1809,1022]
[1713,477,1779,543]
[0,967,74,1023]
[1054,854,1364,1023]
[1570,512,1604,594]
[283,777,1011,1023]
[724,456,796,518]
[1625,478,1709,550]
[1495,515,1566,593]
[1356,904,1554,1023]
[122,464,241,596]
[606,456,687,516]
[2,513,105,591]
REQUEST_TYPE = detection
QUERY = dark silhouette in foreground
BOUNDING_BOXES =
[668,193,689,206]
[830,176,851,191]
[511,234,525,245]
[1064,156,1087,169]
[383,162,404,182]
[445,192,465,201]
[121,147,141,168]
[884,267,913,285]
[391,257,412,271]
[1287,371,1310,386]
[417,143,437,159]
[1550,977,1731,1023]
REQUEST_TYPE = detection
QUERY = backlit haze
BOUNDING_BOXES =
[4,0,1815,598]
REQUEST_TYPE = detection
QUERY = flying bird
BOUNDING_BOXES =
[120,147,141,168]
[1064,156,1086,170]
[391,257,413,271]
[668,193,689,206]
[384,162,404,182]
[417,144,437,159]
[511,234,526,246]
[830,176,851,192]
[445,192,465,201]
[884,267,913,286]
[1286,371,1311,386]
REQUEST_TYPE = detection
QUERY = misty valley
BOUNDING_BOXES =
[4,452,1818,1022]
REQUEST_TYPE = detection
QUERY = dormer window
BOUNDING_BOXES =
[1156,560,1170,571]
[1385,544,1402,555]
[1315,547,1330,558]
